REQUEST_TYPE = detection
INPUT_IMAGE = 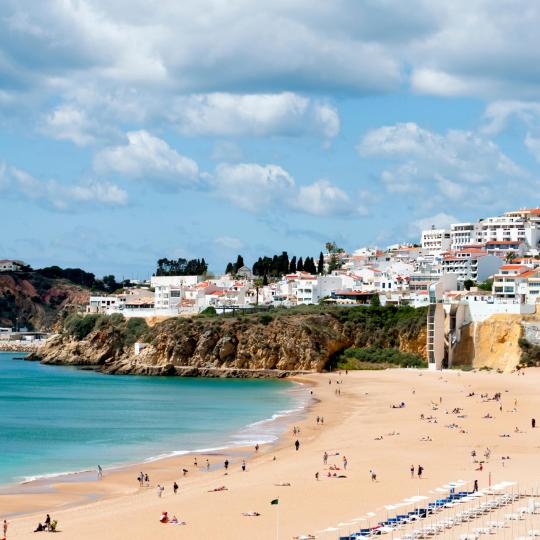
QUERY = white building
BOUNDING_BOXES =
[0,259,27,272]
[421,228,451,255]
[450,223,480,250]
[441,251,503,286]
[492,265,531,300]
[150,275,200,309]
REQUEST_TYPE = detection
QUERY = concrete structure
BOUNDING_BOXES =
[450,223,480,250]
[421,228,451,255]
[441,251,503,286]
[0,259,27,272]
[151,275,200,309]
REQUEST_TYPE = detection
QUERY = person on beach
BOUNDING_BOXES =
[138,472,144,486]
[224,459,229,472]
[323,451,328,465]
[255,443,259,452]
[343,456,348,470]
[97,464,103,480]
[182,468,188,476]
[410,464,415,478]
[206,459,210,471]
[320,417,324,425]
[194,458,198,467]
[144,473,149,486]
[315,472,319,481]
[474,479,478,492]
[157,484,164,497]
[316,416,320,424]
[173,481,178,494]
[3,519,7,539]
[45,514,51,530]
[533,418,536,428]
[370,469,376,482]
[295,440,300,451]
[241,460,246,472]
[417,465,423,479]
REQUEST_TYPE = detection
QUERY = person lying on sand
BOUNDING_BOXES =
[274,482,291,486]
[374,436,383,440]
[169,516,186,525]
[208,486,228,492]
[293,535,316,539]
[159,512,169,523]
[420,435,432,441]
[242,512,261,517]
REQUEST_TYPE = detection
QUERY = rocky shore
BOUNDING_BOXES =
[0,341,41,353]
[34,306,428,377]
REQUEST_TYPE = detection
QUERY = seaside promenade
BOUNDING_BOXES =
[3,367,540,539]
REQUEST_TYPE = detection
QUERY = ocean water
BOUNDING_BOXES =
[0,352,306,484]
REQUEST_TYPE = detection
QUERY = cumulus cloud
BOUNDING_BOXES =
[358,121,531,219]
[0,162,127,210]
[94,130,199,187]
[292,179,365,217]
[211,163,364,217]
[170,93,340,138]
[211,163,295,212]
[409,212,459,235]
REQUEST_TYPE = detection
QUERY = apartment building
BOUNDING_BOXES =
[450,223,480,250]
[0,259,27,272]
[150,275,201,309]
[421,228,451,255]
[441,251,502,285]
[492,265,531,300]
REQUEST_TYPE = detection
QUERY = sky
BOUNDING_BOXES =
[1,1,540,279]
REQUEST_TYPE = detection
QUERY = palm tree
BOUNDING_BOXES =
[254,278,265,306]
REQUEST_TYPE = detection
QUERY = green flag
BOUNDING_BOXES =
[270,498,279,505]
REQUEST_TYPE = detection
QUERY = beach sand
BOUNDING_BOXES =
[3,367,540,539]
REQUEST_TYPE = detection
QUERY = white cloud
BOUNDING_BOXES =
[94,131,199,187]
[41,104,102,146]
[482,101,540,136]
[1,163,127,210]
[212,163,295,212]
[358,122,530,218]
[293,179,363,217]
[170,93,340,138]
[409,212,459,235]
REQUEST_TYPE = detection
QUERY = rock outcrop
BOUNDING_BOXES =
[0,272,89,330]
[35,307,428,377]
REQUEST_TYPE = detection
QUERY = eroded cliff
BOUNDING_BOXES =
[36,306,428,377]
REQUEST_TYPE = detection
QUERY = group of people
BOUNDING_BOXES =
[410,464,424,479]
[137,471,150,487]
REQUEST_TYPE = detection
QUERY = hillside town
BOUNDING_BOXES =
[74,207,540,317]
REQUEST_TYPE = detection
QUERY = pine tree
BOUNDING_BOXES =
[318,251,324,274]
[289,255,297,273]
[234,255,245,272]
[297,257,304,272]
[225,262,234,274]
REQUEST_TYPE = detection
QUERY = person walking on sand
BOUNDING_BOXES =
[370,469,376,482]
[206,459,210,471]
[224,459,229,472]
[323,451,328,465]
[320,417,324,425]
[97,464,103,480]
[343,456,348,470]
[255,443,259,452]
[241,460,246,472]
[474,479,478,492]
[157,484,164,497]
[173,481,178,494]
[417,465,423,479]
[410,464,415,478]
[315,472,319,481]
[295,440,300,451]
[3,519,7,539]
[144,473,149,486]
[532,418,536,429]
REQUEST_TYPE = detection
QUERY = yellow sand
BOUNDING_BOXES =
[3,368,540,539]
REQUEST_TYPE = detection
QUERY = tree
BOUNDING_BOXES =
[297,257,304,272]
[155,257,208,276]
[506,252,516,262]
[234,255,245,272]
[225,262,234,274]
[289,255,297,274]
[262,274,268,286]
[304,257,317,274]
[254,277,264,305]
[102,274,120,293]
[318,251,324,275]
[325,241,344,273]
[463,279,475,291]
[370,294,381,307]
[477,278,494,291]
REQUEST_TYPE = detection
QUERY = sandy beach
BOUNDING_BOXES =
[3,367,540,539]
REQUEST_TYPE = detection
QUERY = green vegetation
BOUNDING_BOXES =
[199,306,217,317]
[519,338,540,367]
[477,278,493,291]
[155,257,208,276]
[63,313,149,346]
[335,346,426,370]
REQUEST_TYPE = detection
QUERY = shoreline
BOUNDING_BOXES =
[0,375,317,519]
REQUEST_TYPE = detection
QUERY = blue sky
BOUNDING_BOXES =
[1,1,540,279]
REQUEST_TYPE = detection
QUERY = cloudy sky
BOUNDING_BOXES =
[1,1,540,278]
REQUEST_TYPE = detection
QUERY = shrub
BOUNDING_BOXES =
[333,345,426,370]
[199,306,217,317]
[258,314,273,326]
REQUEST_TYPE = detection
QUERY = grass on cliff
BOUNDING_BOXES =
[63,313,149,346]
[519,338,540,367]
[332,346,427,370]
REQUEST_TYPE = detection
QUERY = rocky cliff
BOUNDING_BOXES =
[452,311,540,372]
[0,272,90,330]
[35,306,428,377]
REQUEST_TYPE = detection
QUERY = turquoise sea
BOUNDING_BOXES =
[0,352,306,485]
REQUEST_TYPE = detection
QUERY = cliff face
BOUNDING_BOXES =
[452,314,540,372]
[36,307,428,376]
[0,273,90,330]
